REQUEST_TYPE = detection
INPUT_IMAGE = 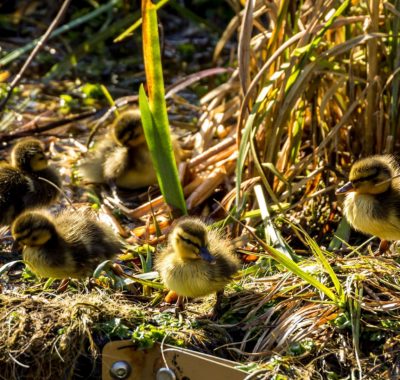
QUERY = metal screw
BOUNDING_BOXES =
[156,367,176,380]
[110,360,132,379]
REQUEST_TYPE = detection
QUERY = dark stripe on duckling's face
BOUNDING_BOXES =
[13,227,53,246]
[349,161,391,182]
[351,172,379,184]
[336,171,382,194]
[341,158,394,195]
[118,128,145,147]
[12,212,57,246]
[177,233,201,249]
[175,230,215,264]
[176,221,207,245]
[13,229,32,242]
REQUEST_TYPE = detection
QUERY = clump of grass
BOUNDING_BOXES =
[0,291,234,379]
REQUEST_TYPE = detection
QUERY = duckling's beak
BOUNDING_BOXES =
[199,247,216,264]
[336,181,355,194]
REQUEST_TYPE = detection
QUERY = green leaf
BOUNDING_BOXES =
[265,244,341,306]
[0,260,24,276]
[92,260,113,278]
[140,0,187,216]
[139,86,186,216]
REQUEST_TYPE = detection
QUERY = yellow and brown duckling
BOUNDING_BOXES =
[336,154,400,246]
[11,208,123,279]
[11,138,61,203]
[0,139,61,225]
[78,109,181,191]
[0,163,33,225]
[155,217,240,317]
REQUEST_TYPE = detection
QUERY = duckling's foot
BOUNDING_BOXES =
[379,239,390,254]
[206,290,224,321]
[174,295,185,317]
[56,278,70,293]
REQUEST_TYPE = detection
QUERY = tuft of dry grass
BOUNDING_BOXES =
[0,291,235,380]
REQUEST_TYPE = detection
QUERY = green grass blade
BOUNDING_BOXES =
[254,184,294,258]
[328,218,351,251]
[139,86,186,216]
[264,244,341,305]
[140,0,187,216]
[285,219,345,304]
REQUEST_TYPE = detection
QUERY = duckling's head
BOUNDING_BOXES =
[112,110,145,148]
[170,218,216,263]
[12,211,56,247]
[336,156,395,195]
[11,139,48,172]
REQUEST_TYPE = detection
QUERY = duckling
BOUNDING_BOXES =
[78,109,181,191]
[11,138,61,205]
[336,154,400,244]
[155,217,240,317]
[11,208,123,279]
[0,139,61,226]
[0,164,33,225]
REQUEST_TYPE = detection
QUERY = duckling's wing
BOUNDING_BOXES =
[113,146,158,189]
[23,243,80,279]
[0,166,33,225]
[212,252,240,279]
[379,187,400,232]
[56,209,122,262]
[77,139,116,184]
[102,146,129,182]
[208,229,241,278]
[154,246,174,273]
[25,166,61,206]
[81,218,122,260]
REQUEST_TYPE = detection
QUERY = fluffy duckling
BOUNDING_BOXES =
[0,139,61,225]
[0,164,33,225]
[336,154,400,243]
[11,208,123,279]
[11,138,61,205]
[155,217,240,317]
[78,109,181,190]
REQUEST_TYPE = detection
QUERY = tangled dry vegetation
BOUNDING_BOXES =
[1,0,400,379]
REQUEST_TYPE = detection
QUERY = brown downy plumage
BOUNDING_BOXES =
[0,139,61,225]
[11,138,61,205]
[11,208,123,279]
[155,217,240,316]
[336,154,400,241]
[78,109,181,189]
